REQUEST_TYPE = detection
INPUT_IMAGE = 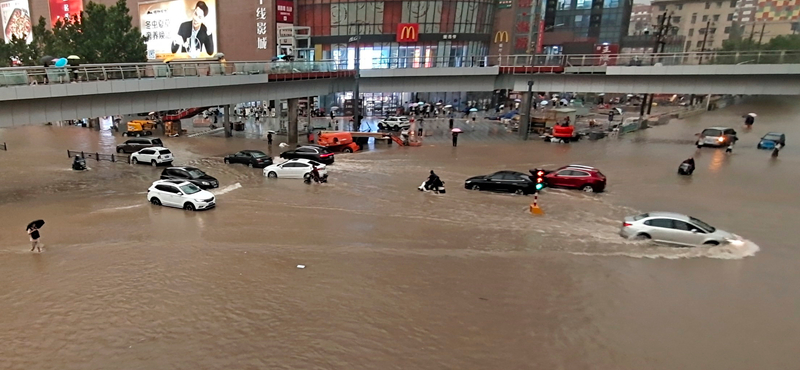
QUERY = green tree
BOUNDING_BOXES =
[76,0,148,63]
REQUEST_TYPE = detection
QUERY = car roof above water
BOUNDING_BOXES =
[641,211,691,221]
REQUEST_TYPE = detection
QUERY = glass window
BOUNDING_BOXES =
[673,220,694,231]
[658,4,666,10]
[685,40,691,51]
[724,26,731,33]
[730,0,737,7]
[688,28,694,36]
[677,4,683,9]
[180,184,202,195]
[577,0,592,9]
[603,0,619,8]
[702,15,708,21]
[691,14,697,23]
[713,14,720,21]
[710,28,717,34]
[557,0,571,10]
[646,219,674,228]
[705,2,710,8]
[689,217,716,232]
[700,28,707,34]
[672,16,681,23]
[727,13,734,21]
[716,1,722,7]
[696,40,703,47]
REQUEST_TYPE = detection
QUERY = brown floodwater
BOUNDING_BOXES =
[0,97,798,370]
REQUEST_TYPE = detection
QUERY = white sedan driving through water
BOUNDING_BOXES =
[262,158,328,179]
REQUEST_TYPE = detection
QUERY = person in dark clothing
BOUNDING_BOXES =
[452,131,459,147]
[678,157,695,175]
[449,117,454,129]
[171,1,215,56]
[267,132,273,145]
[744,115,755,127]
[28,225,41,252]
[425,170,443,190]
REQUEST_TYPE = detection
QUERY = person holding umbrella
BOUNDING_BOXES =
[744,113,756,128]
[27,220,44,252]
[451,128,462,147]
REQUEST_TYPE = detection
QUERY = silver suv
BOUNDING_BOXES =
[620,212,741,247]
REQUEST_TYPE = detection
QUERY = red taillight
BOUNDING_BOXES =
[623,222,632,227]
[320,153,333,158]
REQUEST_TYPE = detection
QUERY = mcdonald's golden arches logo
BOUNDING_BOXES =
[494,31,509,44]
[397,23,419,42]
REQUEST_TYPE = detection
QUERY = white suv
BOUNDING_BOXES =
[378,116,410,131]
[131,147,173,166]
[147,180,215,211]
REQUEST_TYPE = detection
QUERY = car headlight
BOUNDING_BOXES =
[202,181,210,185]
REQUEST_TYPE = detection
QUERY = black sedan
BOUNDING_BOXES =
[280,145,335,164]
[224,150,273,168]
[160,166,219,189]
[464,171,536,195]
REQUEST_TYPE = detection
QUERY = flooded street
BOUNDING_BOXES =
[1,96,798,370]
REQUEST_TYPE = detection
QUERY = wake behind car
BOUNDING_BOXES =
[620,212,742,247]
[147,180,215,211]
[540,165,606,193]
[224,150,273,168]
[377,116,411,131]
[130,147,173,166]
[696,127,737,148]
[263,158,328,179]
[464,171,536,195]
[160,166,219,189]
[280,145,335,164]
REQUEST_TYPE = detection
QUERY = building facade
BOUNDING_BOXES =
[629,4,652,35]
[652,0,740,52]
[297,0,495,68]
[18,0,283,61]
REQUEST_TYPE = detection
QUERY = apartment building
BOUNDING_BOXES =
[630,4,653,35]
[651,0,740,51]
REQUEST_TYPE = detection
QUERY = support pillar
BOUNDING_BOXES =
[639,94,648,118]
[224,105,232,137]
[288,98,299,147]
[519,81,534,139]
[646,94,654,115]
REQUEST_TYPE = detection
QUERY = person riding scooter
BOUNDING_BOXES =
[678,157,695,175]
[419,170,446,193]
[772,142,783,157]
[304,166,328,184]
[72,155,87,171]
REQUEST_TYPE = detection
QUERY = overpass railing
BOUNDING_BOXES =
[0,60,346,87]
[2,50,799,87]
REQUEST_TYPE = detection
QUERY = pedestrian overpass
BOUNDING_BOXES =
[1,50,799,127]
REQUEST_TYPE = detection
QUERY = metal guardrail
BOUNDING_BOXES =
[2,50,800,88]
[67,150,129,163]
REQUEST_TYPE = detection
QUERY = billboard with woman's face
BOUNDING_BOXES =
[139,0,218,59]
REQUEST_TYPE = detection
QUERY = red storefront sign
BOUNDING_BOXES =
[536,21,544,53]
[396,23,419,42]
[276,0,294,23]
[49,0,83,26]
[594,43,619,66]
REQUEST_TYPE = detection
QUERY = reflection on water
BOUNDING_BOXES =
[0,97,799,369]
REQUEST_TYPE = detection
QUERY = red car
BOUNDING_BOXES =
[540,165,606,193]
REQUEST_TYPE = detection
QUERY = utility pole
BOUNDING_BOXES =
[351,23,361,132]
[748,22,756,43]
[758,22,766,45]
[699,20,710,64]
[521,80,534,140]
[651,12,667,64]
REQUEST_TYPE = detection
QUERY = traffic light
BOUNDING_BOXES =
[534,169,545,191]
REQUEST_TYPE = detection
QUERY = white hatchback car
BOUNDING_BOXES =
[263,158,328,179]
[147,180,215,211]
[131,147,173,166]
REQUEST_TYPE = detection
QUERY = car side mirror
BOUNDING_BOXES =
[691,229,699,233]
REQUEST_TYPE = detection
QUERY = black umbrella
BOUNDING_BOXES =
[26,219,45,230]
[39,56,55,65]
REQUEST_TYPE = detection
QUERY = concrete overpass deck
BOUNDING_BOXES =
[1,50,799,127]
